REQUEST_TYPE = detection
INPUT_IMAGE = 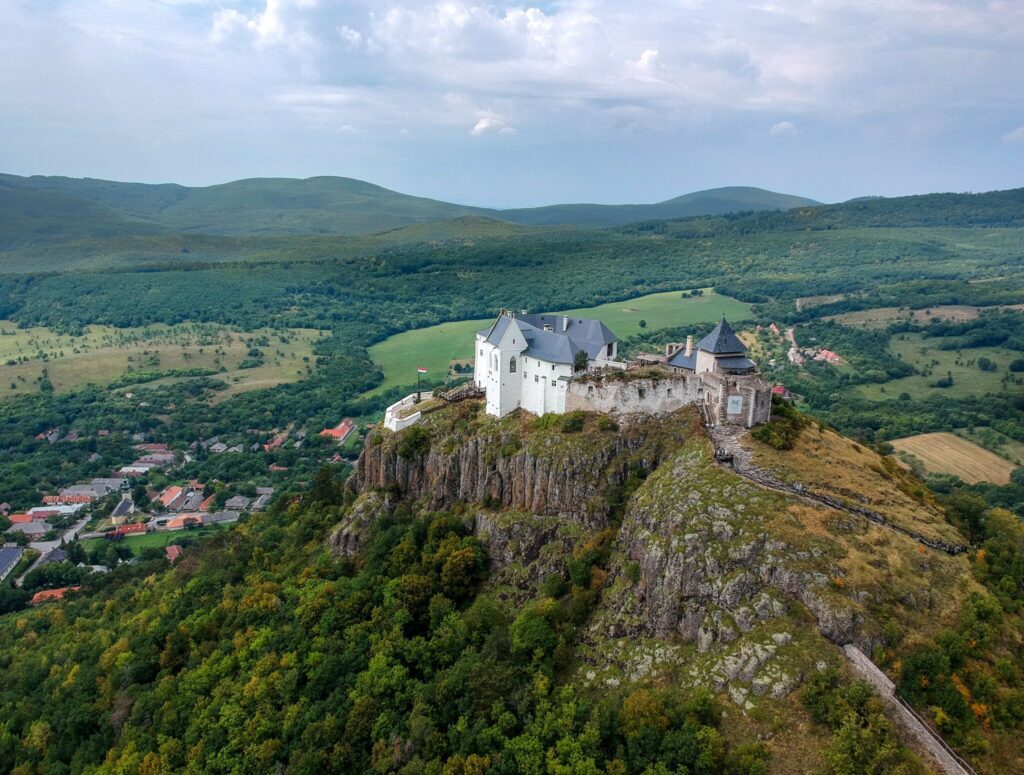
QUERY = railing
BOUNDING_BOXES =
[893,693,978,775]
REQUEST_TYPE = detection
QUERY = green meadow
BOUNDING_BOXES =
[856,332,1024,400]
[80,525,226,556]
[364,289,752,396]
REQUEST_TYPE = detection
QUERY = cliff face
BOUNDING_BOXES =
[351,405,697,520]
[339,401,974,708]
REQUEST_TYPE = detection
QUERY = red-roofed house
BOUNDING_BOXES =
[814,349,842,365]
[159,486,183,508]
[43,494,94,505]
[320,418,354,443]
[113,523,148,537]
[9,513,33,523]
[166,515,202,531]
[198,494,216,512]
[772,385,786,396]
[165,545,183,563]
[269,464,289,472]
[31,586,80,605]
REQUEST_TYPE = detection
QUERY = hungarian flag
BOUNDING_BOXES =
[417,366,428,373]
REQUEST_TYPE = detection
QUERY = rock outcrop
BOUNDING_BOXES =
[351,406,696,520]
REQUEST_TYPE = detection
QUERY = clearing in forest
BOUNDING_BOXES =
[0,321,324,399]
[891,432,1018,485]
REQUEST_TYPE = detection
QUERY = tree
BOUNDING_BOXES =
[573,350,589,373]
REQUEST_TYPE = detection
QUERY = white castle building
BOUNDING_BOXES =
[473,309,772,427]
[474,310,619,417]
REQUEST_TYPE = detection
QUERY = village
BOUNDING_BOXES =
[1,416,361,604]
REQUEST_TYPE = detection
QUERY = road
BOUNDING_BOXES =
[15,516,91,587]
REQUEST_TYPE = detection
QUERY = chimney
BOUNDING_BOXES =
[562,315,569,332]
[685,336,693,357]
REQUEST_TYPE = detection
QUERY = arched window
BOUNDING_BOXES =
[509,356,517,373]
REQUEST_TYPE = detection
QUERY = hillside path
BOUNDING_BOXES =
[704,422,968,556]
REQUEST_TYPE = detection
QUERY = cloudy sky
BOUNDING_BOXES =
[1,0,1022,206]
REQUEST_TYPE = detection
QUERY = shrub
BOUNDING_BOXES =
[397,424,432,459]
[560,411,585,433]
[750,397,807,450]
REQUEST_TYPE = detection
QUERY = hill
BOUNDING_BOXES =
[0,174,818,237]
[498,186,821,227]
[3,403,1022,772]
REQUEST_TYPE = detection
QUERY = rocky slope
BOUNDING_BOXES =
[335,401,976,720]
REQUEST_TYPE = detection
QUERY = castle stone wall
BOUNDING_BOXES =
[565,373,702,415]
[566,369,772,428]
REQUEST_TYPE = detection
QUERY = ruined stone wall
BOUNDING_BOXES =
[565,373,702,415]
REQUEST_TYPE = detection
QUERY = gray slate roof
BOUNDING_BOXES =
[666,350,697,370]
[0,546,23,578]
[696,318,746,355]
[483,312,617,365]
[715,355,757,371]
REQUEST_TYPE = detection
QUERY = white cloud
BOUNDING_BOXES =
[470,116,515,136]
[770,121,796,135]
[1004,126,1024,143]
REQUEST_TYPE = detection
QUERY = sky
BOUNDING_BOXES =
[1,0,1023,207]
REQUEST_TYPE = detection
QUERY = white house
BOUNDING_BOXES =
[474,310,619,417]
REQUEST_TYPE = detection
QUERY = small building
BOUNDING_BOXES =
[320,419,355,443]
[202,510,240,526]
[0,546,24,582]
[165,545,183,563]
[9,521,49,537]
[111,523,147,537]
[110,497,136,521]
[30,586,80,605]
[158,486,184,509]
[165,515,202,531]
[224,495,251,511]
[38,548,68,567]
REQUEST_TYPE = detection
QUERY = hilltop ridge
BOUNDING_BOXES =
[0,173,818,237]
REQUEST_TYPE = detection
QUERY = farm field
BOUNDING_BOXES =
[364,289,752,396]
[80,525,226,556]
[855,332,1024,400]
[0,321,324,399]
[891,432,1019,484]
[828,303,1024,329]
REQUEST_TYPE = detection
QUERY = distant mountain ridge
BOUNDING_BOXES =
[0,173,819,237]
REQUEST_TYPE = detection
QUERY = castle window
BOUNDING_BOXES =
[606,343,613,357]
[638,387,646,399]
[667,388,673,396]
[509,356,517,373]
[534,375,539,383]
[551,364,555,371]
[588,386,594,395]
[523,371,527,379]
[551,380,556,387]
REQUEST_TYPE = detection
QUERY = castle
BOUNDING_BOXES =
[474,310,772,427]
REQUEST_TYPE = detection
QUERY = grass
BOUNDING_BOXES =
[0,321,323,400]
[363,289,752,396]
[746,423,964,545]
[854,332,1024,400]
[956,426,1024,467]
[892,432,1019,484]
[828,304,1024,329]
[80,525,225,556]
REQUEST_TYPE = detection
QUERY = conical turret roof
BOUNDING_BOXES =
[696,317,746,354]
